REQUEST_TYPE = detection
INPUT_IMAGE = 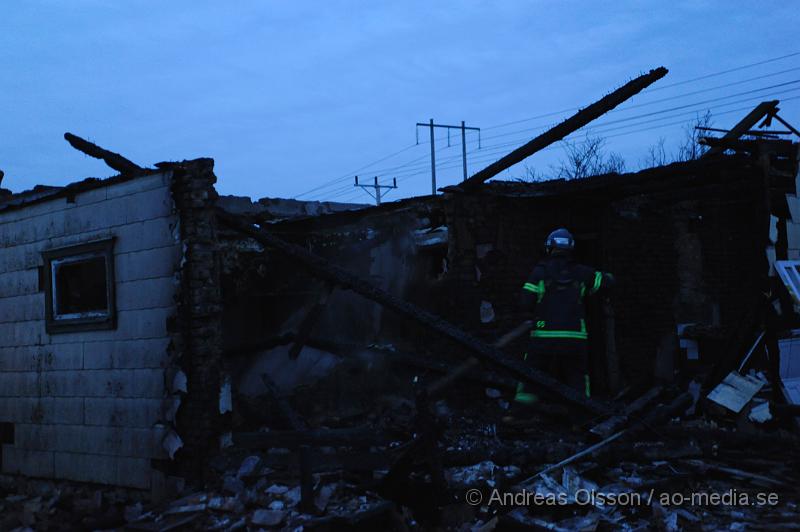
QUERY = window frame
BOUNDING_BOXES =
[42,238,117,334]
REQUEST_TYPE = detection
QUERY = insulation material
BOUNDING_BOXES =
[769,215,779,244]
[172,369,188,394]
[707,371,765,413]
[163,429,184,459]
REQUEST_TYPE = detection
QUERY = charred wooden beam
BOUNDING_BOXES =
[457,67,668,190]
[217,209,611,415]
[233,425,391,449]
[589,386,663,438]
[63,132,144,174]
[770,112,800,138]
[702,101,780,158]
[261,373,308,431]
[700,136,794,154]
[260,449,394,473]
[516,391,693,487]
[385,348,516,389]
[426,320,532,398]
[289,282,334,359]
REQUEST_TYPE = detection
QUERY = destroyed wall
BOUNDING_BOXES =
[0,171,181,489]
[167,159,225,482]
[217,198,446,417]
[443,158,770,390]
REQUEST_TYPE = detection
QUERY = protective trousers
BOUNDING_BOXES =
[515,338,590,403]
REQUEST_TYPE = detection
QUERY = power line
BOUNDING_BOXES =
[356,93,800,195]
[477,54,800,133]
[645,51,800,92]
[293,142,418,199]
[302,54,800,200]
[355,82,800,182]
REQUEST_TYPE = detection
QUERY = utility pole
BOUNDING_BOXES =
[416,120,481,194]
[353,176,397,206]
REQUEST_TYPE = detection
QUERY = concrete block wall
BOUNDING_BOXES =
[0,171,180,489]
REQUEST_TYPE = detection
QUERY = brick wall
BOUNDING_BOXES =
[0,172,181,488]
[167,159,225,482]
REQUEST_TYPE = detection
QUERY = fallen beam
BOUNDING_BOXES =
[217,209,611,415]
[261,373,308,431]
[516,392,693,486]
[233,425,392,449]
[385,348,516,389]
[426,320,532,398]
[63,132,144,174]
[458,67,668,190]
[589,386,663,438]
[288,282,334,359]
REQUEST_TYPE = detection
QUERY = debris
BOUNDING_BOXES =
[217,209,609,414]
[484,388,502,399]
[479,301,495,323]
[162,430,184,459]
[314,483,337,512]
[707,371,765,413]
[236,456,263,480]
[172,370,188,394]
[250,509,286,527]
[222,476,245,495]
[748,401,772,423]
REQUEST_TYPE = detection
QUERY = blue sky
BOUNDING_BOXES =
[1,1,799,203]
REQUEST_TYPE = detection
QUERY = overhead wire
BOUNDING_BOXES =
[332,90,800,201]
[308,53,800,200]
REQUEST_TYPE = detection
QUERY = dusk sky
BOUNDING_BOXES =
[2,2,799,203]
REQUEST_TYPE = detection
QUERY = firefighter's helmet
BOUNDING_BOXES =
[545,228,575,253]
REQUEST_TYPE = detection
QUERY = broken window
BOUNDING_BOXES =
[42,238,116,333]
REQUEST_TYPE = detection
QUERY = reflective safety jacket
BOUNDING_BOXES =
[520,256,613,341]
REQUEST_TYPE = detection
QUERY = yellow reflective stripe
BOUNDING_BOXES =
[584,374,591,398]
[514,391,538,404]
[524,280,545,303]
[531,319,587,339]
[590,271,603,294]
[522,282,541,293]
[532,330,588,339]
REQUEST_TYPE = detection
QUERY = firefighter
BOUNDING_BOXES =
[515,228,614,404]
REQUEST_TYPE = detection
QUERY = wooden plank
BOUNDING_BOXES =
[702,101,780,158]
[458,67,668,190]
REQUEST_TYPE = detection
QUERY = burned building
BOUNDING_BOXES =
[0,158,230,493]
[1,93,800,528]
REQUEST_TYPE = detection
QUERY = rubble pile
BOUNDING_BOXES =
[3,375,799,531]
